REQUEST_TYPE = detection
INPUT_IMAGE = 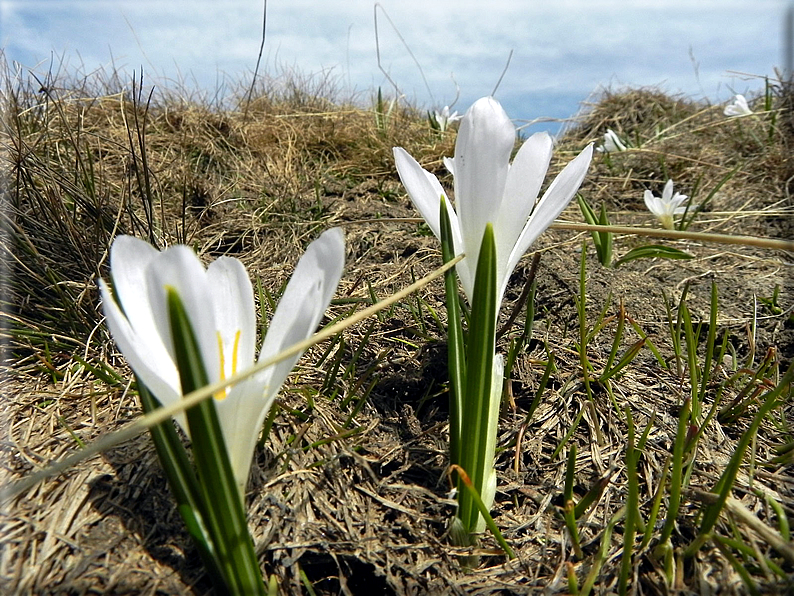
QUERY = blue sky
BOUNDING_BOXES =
[1,1,788,132]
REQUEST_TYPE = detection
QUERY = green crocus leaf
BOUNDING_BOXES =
[137,381,229,591]
[614,245,694,268]
[457,224,497,536]
[440,196,466,467]
[166,287,266,596]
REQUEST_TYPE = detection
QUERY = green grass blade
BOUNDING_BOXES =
[640,454,669,550]
[698,281,719,408]
[662,290,682,377]
[619,407,639,595]
[600,338,645,383]
[679,164,740,231]
[658,398,690,546]
[524,349,554,426]
[577,194,604,262]
[564,443,576,505]
[602,301,625,374]
[598,202,613,266]
[564,445,584,558]
[580,507,624,596]
[681,303,701,420]
[574,472,611,520]
[627,316,667,369]
[577,242,593,401]
[689,363,793,555]
[765,493,790,542]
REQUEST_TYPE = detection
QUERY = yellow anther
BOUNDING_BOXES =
[213,330,242,401]
[232,329,241,375]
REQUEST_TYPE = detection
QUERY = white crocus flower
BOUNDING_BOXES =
[724,94,752,117]
[394,96,593,308]
[434,105,462,131]
[643,180,690,230]
[596,128,627,152]
[99,228,345,493]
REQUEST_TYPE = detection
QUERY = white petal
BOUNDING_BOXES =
[496,132,554,287]
[393,147,447,239]
[145,245,220,386]
[443,156,455,176]
[258,227,345,398]
[213,229,345,492]
[662,180,674,203]
[603,129,627,152]
[669,192,689,211]
[454,256,476,304]
[214,375,272,493]
[215,228,344,490]
[206,257,257,377]
[109,236,161,340]
[453,97,515,282]
[724,94,752,117]
[393,147,467,297]
[503,143,593,303]
[644,190,662,216]
[100,279,182,406]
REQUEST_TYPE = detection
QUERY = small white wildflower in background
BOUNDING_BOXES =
[596,128,627,152]
[434,105,462,131]
[643,179,690,230]
[724,94,753,117]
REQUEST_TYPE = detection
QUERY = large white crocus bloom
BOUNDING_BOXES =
[724,94,752,117]
[394,96,593,307]
[99,228,345,493]
[643,179,689,230]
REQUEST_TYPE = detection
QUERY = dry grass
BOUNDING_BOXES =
[1,63,792,595]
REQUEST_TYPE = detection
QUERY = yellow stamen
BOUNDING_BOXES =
[232,329,241,375]
[213,330,242,401]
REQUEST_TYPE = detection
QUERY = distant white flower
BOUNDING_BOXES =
[596,128,628,152]
[434,105,462,131]
[643,179,690,230]
[724,95,752,117]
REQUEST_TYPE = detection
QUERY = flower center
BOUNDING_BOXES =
[214,329,241,401]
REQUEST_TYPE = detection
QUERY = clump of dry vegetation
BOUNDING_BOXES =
[1,60,792,595]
